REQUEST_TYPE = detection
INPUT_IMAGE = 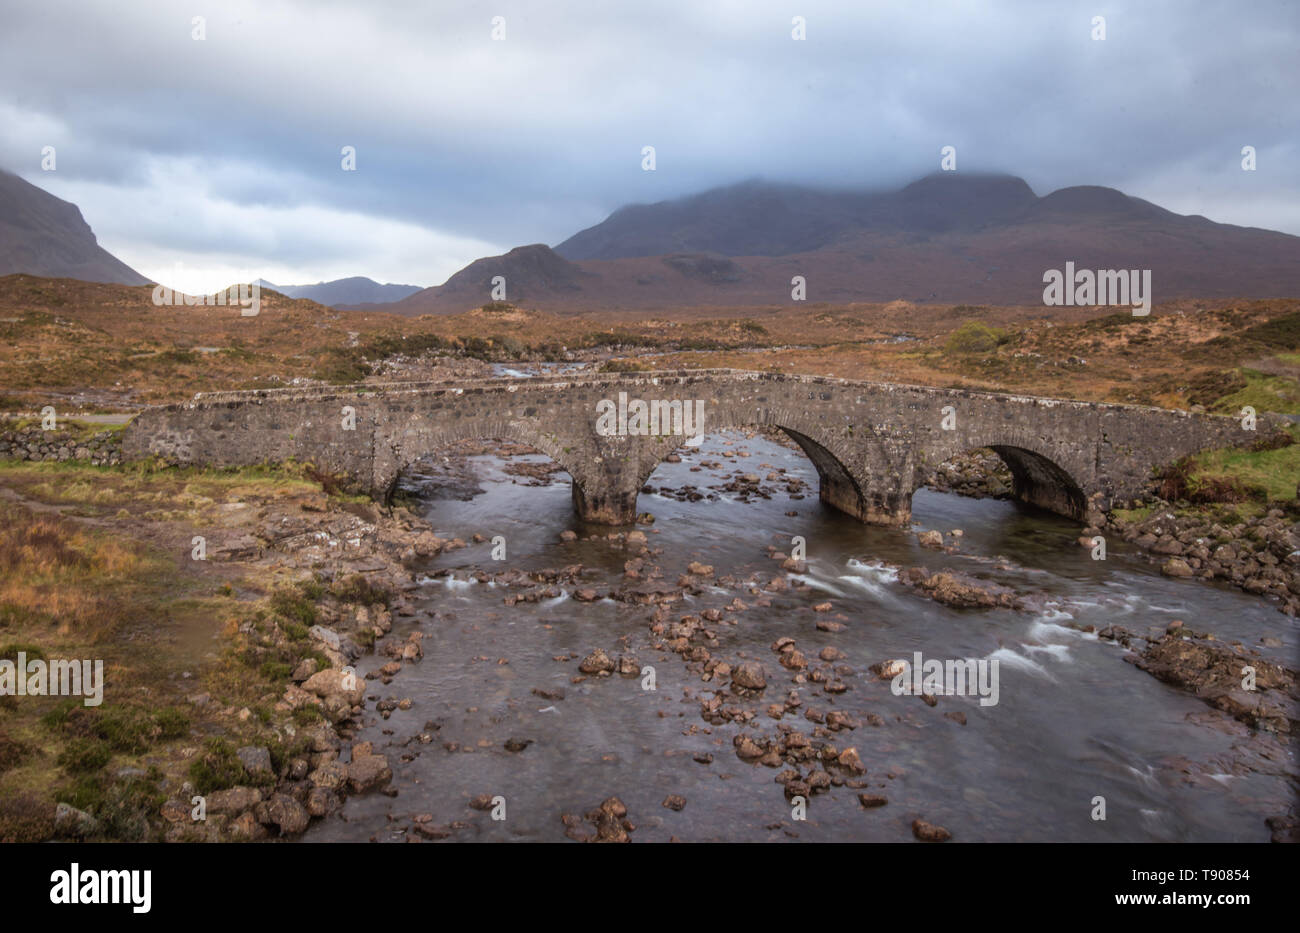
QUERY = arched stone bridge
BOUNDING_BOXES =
[122,369,1260,526]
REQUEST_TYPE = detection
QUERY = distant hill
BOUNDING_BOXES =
[256,276,422,307]
[392,173,1300,314]
[0,169,149,285]
[390,244,594,311]
[553,174,1040,259]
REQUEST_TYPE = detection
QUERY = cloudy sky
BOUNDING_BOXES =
[2,0,1296,292]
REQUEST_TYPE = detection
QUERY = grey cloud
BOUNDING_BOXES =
[1,0,1296,286]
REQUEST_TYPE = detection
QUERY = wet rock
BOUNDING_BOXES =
[207,786,265,814]
[783,780,810,799]
[917,530,944,549]
[412,822,454,840]
[837,746,867,774]
[308,760,348,791]
[301,668,366,706]
[568,797,634,843]
[229,811,268,841]
[662,795,687,811]
[912,819,952,842]
[807,770,832,792]
[858,794,889,808]
[306,787,340,817]
[899,567,1022,610]
[347,747,392,792]
[1160,558,1195,578]
[1130,630,1296,733]
[779,649,808,671]
[1151,535,1183,555]
[504,737,533,753]
[579,648,616,674]
[264,793,310,836]
[825,710,859,731]
[732,661,767,691]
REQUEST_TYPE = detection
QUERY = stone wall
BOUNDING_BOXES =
[123,369,1269,526]
[0,423,123,466]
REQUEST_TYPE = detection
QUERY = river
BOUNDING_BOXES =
[303,430,1297,842]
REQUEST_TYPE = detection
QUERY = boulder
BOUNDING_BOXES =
[731,661,767,690]
[302,668,365,706]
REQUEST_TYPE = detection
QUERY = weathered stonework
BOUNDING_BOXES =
[122,369,1267,526]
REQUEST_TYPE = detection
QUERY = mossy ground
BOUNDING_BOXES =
[0,457,367,841]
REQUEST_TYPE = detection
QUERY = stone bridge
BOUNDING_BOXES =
[122,369,1260,526]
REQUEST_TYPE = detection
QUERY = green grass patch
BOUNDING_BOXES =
[1213,368,1300,416]
[1189,426,1299,502]
[944,321,1016,356]
[188,738,244,794]
[1111,506,1155,524]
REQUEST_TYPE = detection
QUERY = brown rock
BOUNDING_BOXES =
[579,648,616,674]
[912,819,952,842]
[731,661,767,690]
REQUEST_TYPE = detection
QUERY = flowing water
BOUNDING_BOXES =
[303,431,1298,843]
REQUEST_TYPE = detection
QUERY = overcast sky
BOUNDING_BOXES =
[2,0,1296,292]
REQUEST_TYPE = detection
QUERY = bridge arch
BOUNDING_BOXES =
[628,409,911,526]
[919,436,1089,520]
[370,416,595,510]
[986,444,1087,518]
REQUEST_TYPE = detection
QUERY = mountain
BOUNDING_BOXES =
[256,276,422,307]
[553,174,1040,259]
[392,173,1300,314]
[0,169,149,285]
[400,244,595,309]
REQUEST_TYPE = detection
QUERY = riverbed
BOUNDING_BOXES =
[303,431,1298,842]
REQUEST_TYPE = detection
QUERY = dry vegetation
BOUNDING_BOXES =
[1,274,1296,419]
[0,456,359,841]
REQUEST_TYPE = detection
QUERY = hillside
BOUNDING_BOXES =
[0,169,149,285]
[393,174,1300,314]
[258,276,422,307]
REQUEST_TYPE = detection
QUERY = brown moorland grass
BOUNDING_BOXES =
[0,461,351,841]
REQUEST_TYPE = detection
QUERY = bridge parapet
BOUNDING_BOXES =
[123,370,1269,526]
